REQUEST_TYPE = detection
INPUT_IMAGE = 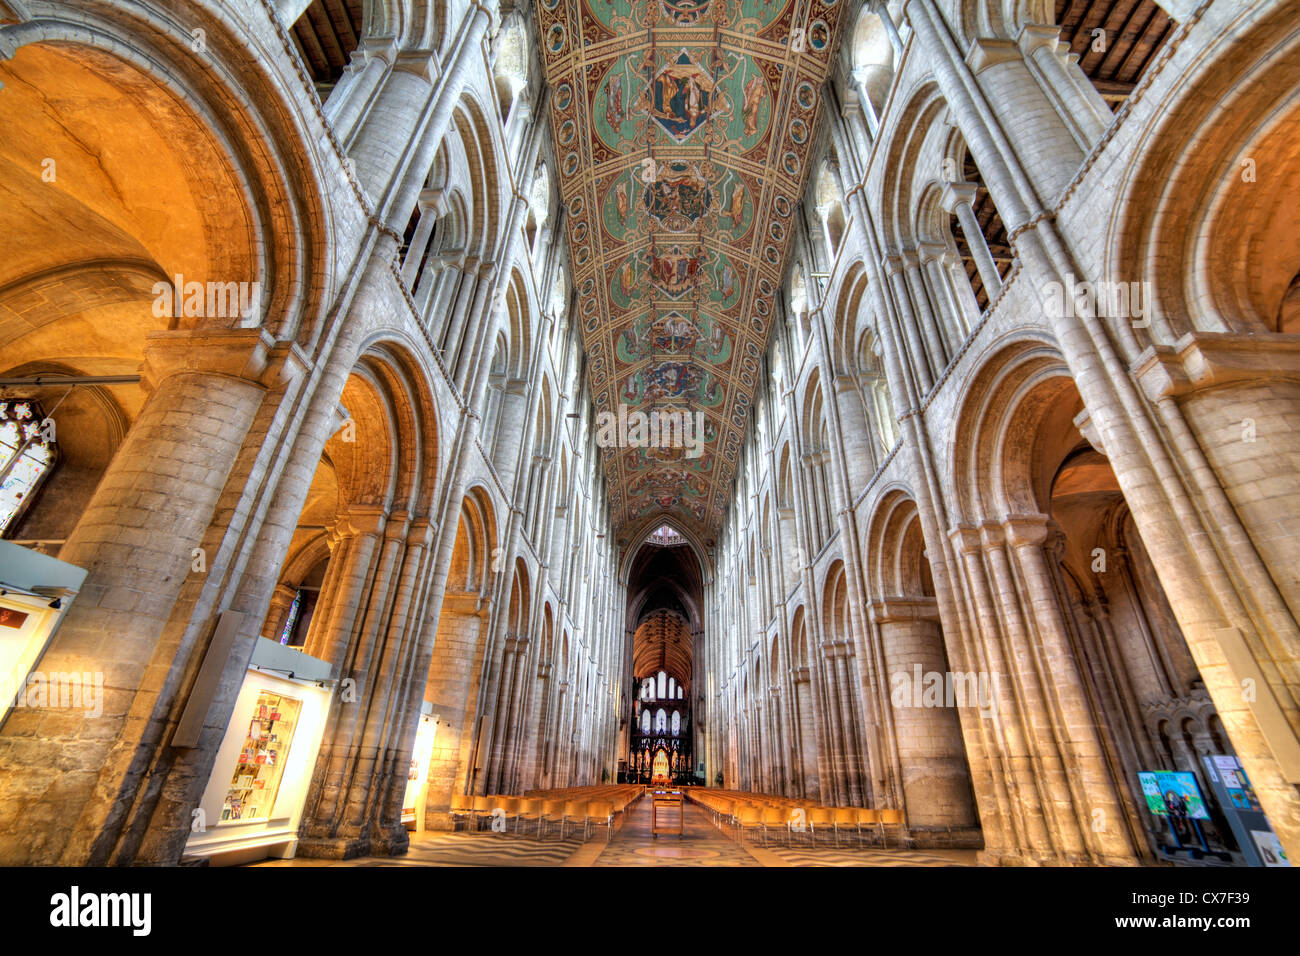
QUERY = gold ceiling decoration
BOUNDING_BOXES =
[537,0,846,544]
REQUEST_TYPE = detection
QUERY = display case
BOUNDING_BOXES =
[185,638,333,865]
[221,690,302,822]
[0,540,87,724]
[400,703,437,831]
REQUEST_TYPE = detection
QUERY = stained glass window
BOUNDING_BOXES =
[0,400,56,537]
[278,591,303,645]
[647,524,685,547]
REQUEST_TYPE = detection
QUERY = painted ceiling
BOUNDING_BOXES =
[537,0,847,545]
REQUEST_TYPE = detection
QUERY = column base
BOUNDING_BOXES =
[294,825,411,860]
[976,847,1143,867]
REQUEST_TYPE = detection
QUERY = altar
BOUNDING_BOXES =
[650,746,671,784]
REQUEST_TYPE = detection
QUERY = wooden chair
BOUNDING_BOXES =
[833,807,860,848]
[471,795,494,831]
[516,798,542,835]
[586,800,614,842]
[879,808,911,848]
[787,805,813,846]
[857,808,881,848]
[491,796,519,833]
[806,807,835,847]
[761,806,789,847]
[538,799,567,838]
[449,794,473,832]
[561,800,588,840]
[735,805,763,844]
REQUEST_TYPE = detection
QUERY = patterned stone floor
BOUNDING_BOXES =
[251,800,977,867]
[254,829,586,867]
[747,842,976,867]
[581,797,763,866]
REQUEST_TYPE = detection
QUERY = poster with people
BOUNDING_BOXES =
[1139,770,1210,843]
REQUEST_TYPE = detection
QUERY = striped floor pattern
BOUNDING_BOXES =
[255,830,585,867]
[748,843,975,867]
[251,803,977,867]
[586,799,762,866]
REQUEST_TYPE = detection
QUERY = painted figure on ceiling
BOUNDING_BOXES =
[606,71,624,129]
[619,257,638,299]
[727,180,745,224]
[742,73,766,136]
[616,181,630,226]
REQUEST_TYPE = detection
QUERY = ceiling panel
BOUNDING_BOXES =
[538,0,847,545]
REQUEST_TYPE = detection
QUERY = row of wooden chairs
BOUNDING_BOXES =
[521,784,642,815]
[687,789,911,848]
[450,786,642,841]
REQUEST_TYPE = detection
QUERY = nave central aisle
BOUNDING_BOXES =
[253,798,975,867]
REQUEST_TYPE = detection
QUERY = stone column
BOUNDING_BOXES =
[942,247,982,332]
[453,261,501,393]
[919,240,966,352]
[950,525,1043,862]
[1017,23,1112,149]
[422,594,490,827]
[873,0,905,58]
[875,598,979,829]
[1003,516,1143,863]
[0,328,278,865]
[399,189,447,290]
[941,182,1003,302]
[296,509,413,857]
[438,255,482,357]
[882,254,936,394]
[901,248,950,375]
[326,39,394,144]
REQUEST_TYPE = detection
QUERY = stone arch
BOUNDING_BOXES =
[1109,10,1300,340]
[949,335,1071,521]
[493,14,530,121]
[449,92,506,260]
[788,603,819,799]
[866,486,936,599]
[272,338,440,668]
[876,80,948,248]
[947,335,1233,861]
[815,160,848,262]
[447,484,498,596]
[864,486,978,831]
[618,514,714,587]
[1,9,335,352]
[849,2,900,118]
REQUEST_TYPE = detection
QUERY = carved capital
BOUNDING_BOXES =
[940,181,979,214]
[142,327,284,393]
[1133,332,1300,401]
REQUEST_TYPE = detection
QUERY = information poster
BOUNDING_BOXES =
[1137,771,1210,819]
[1201,754,1290,867]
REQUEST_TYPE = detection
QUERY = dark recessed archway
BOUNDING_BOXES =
[622,524,703,783]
